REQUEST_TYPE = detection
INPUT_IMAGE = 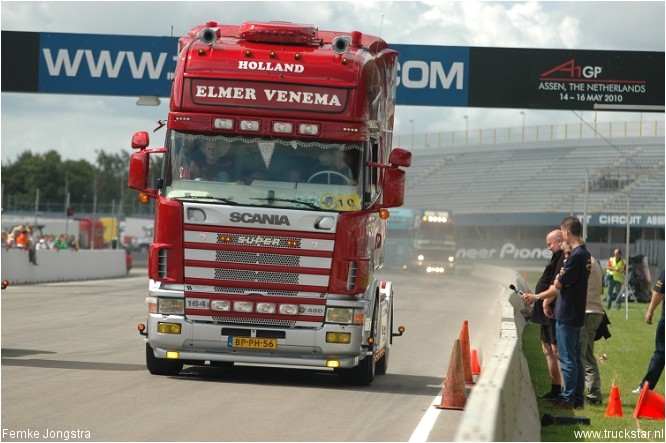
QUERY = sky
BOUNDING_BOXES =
[1,0,664,164]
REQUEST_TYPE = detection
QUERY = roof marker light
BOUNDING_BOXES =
[240,120,260,131]
[213,118,234,130]
[298,123,319,135]
[272,122,293,133]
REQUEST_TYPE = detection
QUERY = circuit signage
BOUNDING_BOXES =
[467,47,663,110]
[2,30,664,111]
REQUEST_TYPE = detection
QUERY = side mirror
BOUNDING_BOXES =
[131,131,150,150]
[128,150,152,193]
[368,147,411,209]
[128,130,165,198]
[388,147,411,168]
[382,168,406,208]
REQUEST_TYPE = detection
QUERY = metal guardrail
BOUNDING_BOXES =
[396,119,665,150]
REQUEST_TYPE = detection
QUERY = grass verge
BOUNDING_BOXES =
[522,302,665,441]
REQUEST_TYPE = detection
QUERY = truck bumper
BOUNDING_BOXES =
[144,313,368,369]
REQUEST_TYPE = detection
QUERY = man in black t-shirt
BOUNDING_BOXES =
[524,217,590,409]
[530,229,564,399]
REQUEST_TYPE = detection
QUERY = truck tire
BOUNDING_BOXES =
[376,297,393,375]
[145,343,183,376]
[339,355,375,386]
[339,295,378,385]
[375,345,389,375]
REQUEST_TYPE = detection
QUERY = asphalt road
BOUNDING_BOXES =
[1,266,505,442]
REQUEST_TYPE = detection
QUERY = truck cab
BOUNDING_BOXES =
[130,21,411,385]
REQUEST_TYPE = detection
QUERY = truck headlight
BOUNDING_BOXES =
[326,308,365,325]
[256,302,276,314]
[326,308,353,324]
[158,298,184,315]
[279,304,298,315]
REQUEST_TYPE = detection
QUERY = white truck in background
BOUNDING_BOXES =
[120,217,154,252]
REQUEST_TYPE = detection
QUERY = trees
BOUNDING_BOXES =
[1,149,155,216]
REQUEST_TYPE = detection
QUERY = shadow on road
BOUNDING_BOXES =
[1,348,145,372]
[170,363,444,396]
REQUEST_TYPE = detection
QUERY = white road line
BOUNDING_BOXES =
[408,394,442,443]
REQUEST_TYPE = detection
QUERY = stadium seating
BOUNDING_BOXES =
[405,136,664,215]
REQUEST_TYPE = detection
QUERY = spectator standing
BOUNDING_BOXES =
[67,235,80,251]
[6,229,17,248]
[581,255,605,405]
[54,234,69,250]
[15,226,28,249]
[25,225,38,265]
[632,271,665,393]
[529,229,565,399]
[605,248,627,309]
[524,216,590,409]
[35,238,49,250]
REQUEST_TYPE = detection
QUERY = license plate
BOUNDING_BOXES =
[228,337,277,350]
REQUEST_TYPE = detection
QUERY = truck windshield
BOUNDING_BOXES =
[164,131,364,212]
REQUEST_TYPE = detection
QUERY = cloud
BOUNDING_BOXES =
[1,1,663,163]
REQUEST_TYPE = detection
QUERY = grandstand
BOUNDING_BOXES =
[398,120,665,270]
[405,137,664,214]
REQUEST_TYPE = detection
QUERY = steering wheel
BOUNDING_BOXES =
[306,170,352,184]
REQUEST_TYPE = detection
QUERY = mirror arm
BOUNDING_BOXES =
[366,161,398,170]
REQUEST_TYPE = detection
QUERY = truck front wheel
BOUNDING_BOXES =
[375,345,390,375]
[339,355,375,386]
[145,343,184,376]
[376,298,393,376]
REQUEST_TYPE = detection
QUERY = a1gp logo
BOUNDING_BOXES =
[582,65,603,78]
[541,59,603,80]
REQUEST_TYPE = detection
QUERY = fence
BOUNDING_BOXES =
[395,119,664,150]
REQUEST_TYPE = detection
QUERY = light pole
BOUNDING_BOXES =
[409,119,414,149]
[463,115,468,144]
[520,111,525,142]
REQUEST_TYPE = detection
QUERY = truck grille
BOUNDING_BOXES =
[214,269,299,284]
[212,316,296,327]
[183,223,334,325]
[184,225,334,290]
[215,250,300,266]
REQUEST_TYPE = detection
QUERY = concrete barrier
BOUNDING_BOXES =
[454,264,540,442]
[1,249,128,284]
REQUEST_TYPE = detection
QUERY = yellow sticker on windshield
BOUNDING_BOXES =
[320,194,361,211]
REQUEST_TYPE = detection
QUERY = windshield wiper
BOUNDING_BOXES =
[180,195,238,205]
[250,196,321,210]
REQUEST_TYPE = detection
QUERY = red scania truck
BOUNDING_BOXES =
[130,21,411,385]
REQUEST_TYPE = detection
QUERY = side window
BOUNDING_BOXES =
[365,139,380,205]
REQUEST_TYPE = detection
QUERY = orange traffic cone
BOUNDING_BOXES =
[435,339,467,410]
[471,349,481,375]
[459,320,474,385]
[633,382,665,420]
[605,385,623,417]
